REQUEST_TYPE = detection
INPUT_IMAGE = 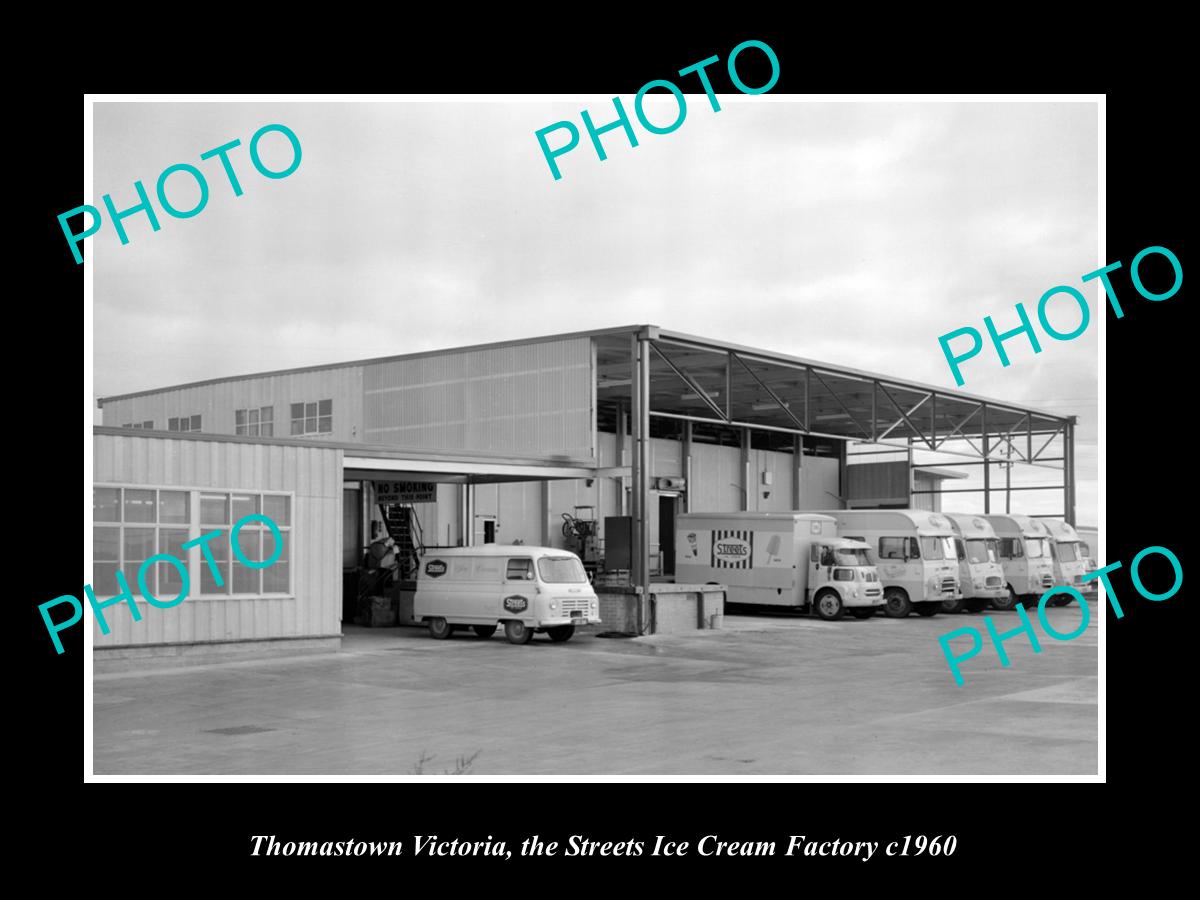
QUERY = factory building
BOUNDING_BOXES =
[94,325,1076,661]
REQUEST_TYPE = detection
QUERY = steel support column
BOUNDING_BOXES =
[631,336,651,590]
[792,435,803,509]
[982,404,990,514]
[1065,417,1077,526]
[683,420,693,513]
[741,427,752,511]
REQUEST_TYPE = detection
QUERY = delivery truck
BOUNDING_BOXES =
[1042,518,1096,603]
[674,512,884,620]
[982,514,1056,609]
[944,513,1008,613]
[413,545,601,644]
[818,509,961,618]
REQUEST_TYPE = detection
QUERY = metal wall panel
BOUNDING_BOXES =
[91,433,342,649]
[101,367,364,443]
[362,338,593,461]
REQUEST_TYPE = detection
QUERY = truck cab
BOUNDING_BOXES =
[807,537,885,620]
[983,514,1056,609]
[944,514,1008,613]
[1042,518,1096,603]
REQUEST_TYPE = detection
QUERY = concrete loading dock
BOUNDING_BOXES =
[95,325,1078,660]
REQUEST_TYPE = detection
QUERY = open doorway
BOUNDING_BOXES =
[659,494,678,576]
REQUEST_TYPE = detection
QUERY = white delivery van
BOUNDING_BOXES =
[944,514,1008,613]
[674,512,884,621]
[982,514,1056,609]
[1042,518,1096,603]
[819,509,961,618]
[413,545,600,645]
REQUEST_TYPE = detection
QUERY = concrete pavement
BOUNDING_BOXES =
[92,603,1098,776]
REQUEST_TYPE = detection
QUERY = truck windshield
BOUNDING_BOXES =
[1058,541,1079,562]
[537,556,588,584]
[834,548,872,566]
[1024,538,1050,558]
[920,536,955,560]
[966,539,997,564]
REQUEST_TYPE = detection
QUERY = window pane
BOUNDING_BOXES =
[190,415,201,431]
[124,528,157,595]
[305,416,317,433]
[236,409,246,425]
[92,563,120,597]
[124,489,156,523]
[261,406,273,422]
[318,416,332,433]
[261,422,274,437]
[261,528,288,567]
[94,488,121,522]
[94,526,120,561]
[159,529,190,599]
[200,493,229,525]
[159,490,189,524]
[236,424,247,435]
[235,525,263,566]
[231,492,260,521]
[291,402,304,420]
[143,421,154,429]
[248,423,259,436]
[200,528,230,594]
[305,402,317,418]
[169,417,180,431]
[233,558,260,593]
[262,495,290,526]
[318,399,332,416]
[263,560,290,593]
[291,419,304,435]
[248,408,259,426]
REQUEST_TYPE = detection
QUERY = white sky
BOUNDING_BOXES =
[92,99,1099,525]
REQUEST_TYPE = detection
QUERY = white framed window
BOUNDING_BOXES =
[235,406,275,437]
[168,415,202,432]
[290,399,332,435]
[92,485,293,600]
[120,421,155,430]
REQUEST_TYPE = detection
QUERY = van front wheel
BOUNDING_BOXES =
[814,590,844,621]
[546,625,575,643]
[992,587,1019,611]
[428,617,453,640]
[883,588,912,618]
[504,620,533,645]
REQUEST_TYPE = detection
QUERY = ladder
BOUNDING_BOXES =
[378,503,424,580]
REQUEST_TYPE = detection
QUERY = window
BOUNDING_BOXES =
[236,406,274,437]
[920,536,955,560]
[966,539,997,564]
[998,538,1024,559]
[91,487,190,600]
[1058,541,1080,563]
[168,415,202,432]
[1025,538,1049,559]
[120,421,155,429]
[506,558,534,581]
[879,536,919,560]
[537,557,588,584]
[91,486,291,601]
[291,399,332,435]
[833,568,854,582]
[834,548,871,567]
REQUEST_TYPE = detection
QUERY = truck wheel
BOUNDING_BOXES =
[848,608,875,620]
[942,598,965,614]
[546,625,575,642]
[992,587,1019,611]
[504,620,533,645]
[915,602,940,617]
[427,617,453,640]
[814,590,844,621]
[473,625,497,638]
[883,588,912,618]
[964,599,989,613]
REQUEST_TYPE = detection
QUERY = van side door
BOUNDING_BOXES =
[502,557,536,618]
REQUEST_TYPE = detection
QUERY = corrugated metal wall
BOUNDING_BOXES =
[101,367,365,444]
[92,433,342,648]
[361,338,593,460]
[847,460,909,508]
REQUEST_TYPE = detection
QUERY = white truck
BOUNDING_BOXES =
[1042,518,1096,603]
[982,514,1056,609]
[944,513,1008,613]
[819,509,961,618]
[674,512,884,621]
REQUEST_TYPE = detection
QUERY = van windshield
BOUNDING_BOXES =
[966,539,998,564]
[834,548,871,566]
[1025,538,1050,558]
[538,557,588,584]
[1058,541,1080,562]
[920,536,955,560]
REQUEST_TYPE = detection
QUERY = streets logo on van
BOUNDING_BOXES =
[424,560,447,578]
[712,530,753,569]
[503,595,529,613]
